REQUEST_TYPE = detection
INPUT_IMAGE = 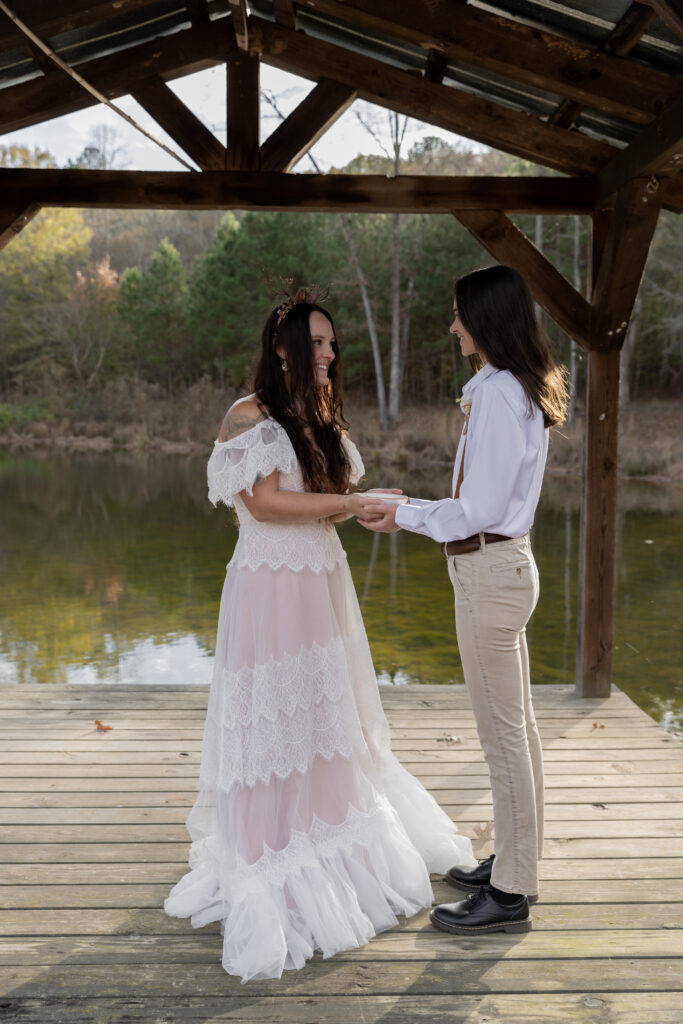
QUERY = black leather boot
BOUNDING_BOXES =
[446,854,538,904]
[430,886,532,935]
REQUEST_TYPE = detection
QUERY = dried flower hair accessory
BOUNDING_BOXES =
[262,269,330,332]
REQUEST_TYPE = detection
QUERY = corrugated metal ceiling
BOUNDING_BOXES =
[0,0,680,149]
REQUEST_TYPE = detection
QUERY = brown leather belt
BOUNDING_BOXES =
[441,533,511,556]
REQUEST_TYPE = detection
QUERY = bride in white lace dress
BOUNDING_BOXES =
[165,294,475,981]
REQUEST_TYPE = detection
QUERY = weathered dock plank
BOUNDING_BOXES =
[1,683,682,1024]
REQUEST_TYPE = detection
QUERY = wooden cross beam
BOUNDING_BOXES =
[132,77,227,171]
[0,169,596,216]
[260,80,356,173]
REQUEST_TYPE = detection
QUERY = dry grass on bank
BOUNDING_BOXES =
[1,382,681,482]
[346,397,683,483]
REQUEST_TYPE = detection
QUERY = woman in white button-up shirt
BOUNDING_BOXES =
[359,265,568,936]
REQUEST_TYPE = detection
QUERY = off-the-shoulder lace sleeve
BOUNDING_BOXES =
[343,435,365,489]
[207,420,297,507]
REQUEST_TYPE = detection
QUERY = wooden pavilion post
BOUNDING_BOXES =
[576,182,663,696]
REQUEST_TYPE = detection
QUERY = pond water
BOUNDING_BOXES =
[1,450,681,738]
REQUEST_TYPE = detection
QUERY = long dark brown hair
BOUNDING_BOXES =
[253,302,351,494]
[455,265,569,427]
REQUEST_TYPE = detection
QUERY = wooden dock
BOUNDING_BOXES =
[1,683,682,1023]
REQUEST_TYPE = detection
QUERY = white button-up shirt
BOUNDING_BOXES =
[395,362,548,543]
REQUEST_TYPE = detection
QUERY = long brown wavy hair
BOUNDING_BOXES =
[455,265,569,427]
[253,302,351,494]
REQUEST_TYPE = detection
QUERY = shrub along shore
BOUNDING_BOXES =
[1,388,681,484]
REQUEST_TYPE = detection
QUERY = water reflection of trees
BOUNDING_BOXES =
[0,452,231,683]
[2,453,681,738]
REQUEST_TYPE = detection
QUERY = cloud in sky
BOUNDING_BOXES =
[3,65,476,171]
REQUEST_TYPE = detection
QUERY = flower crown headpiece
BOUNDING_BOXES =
[263,271,330,333]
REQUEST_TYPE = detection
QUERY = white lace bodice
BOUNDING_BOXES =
[207,418,365,574]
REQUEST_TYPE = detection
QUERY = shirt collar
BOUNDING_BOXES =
[461,361,497,399]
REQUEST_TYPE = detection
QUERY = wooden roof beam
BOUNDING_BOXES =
[185,0,210,29]
[249,16,617,177]
[550,2,658,130]
[0,202,41,252]
[0,0,162,50]
[226,50,260,171]
[0,169,596,216]
[131,77,227,171]
[649,0,683,41]
[260,79,356,173]
[300,0,680,125]
[452,209,593,350]
[0,21,232,135]
[596,95,683,203]
[272,0,296,29]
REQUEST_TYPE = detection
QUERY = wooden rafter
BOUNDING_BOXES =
[550,2,658,130]
[649,0,683,40]
[226,51,260,171]
[0,202,41,252]
[248,16,617,177]
[228,0,249,51]
[596,95,683,203]
[0,169,596,215]
[0,21,232,135]
[185,0,210,29]
[272,0,296,29]
[300,0,681,125]
[131,77,227,171]
[0,0,194,169]
[260,79,356,173]
[592,178,663,346]
[452,210,593,349]
[0,0,161,50]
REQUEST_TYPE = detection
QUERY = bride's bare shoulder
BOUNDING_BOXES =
[218,394,269,442]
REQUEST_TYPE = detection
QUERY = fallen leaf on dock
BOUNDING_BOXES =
[94,719,113,732]
[592,722,606,728]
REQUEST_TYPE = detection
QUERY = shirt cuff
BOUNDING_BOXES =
[395,500,427,532]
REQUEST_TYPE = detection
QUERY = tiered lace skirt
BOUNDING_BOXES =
[165,551,475,981]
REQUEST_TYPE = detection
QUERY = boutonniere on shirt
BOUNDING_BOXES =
[457,397,472,434]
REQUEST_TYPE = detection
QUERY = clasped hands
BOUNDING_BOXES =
[344,489,403,533]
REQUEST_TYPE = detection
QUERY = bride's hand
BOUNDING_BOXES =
[344,491,385,520]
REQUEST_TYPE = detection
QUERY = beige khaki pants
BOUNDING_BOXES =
[448,533,544,896]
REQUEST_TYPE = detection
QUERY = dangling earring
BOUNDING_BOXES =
[281,359,288,372]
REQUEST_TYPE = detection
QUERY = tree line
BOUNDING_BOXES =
[0,137,680,428]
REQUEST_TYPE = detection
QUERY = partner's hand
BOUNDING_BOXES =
[357,501,401,533]
[345,491,386,519]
